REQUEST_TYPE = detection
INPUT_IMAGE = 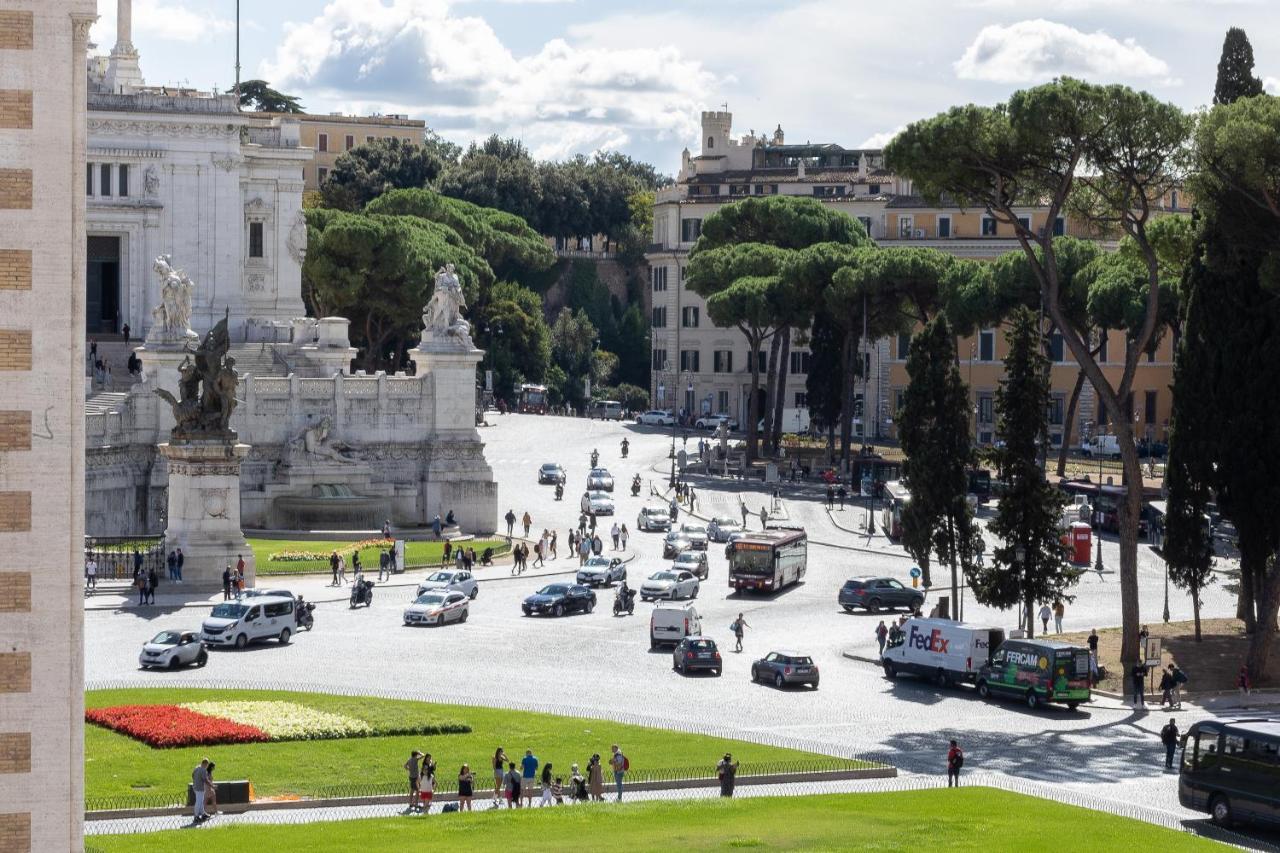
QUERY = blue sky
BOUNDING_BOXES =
[92,0,1279,174]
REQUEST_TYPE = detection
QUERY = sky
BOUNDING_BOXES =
[90,0,1280,174]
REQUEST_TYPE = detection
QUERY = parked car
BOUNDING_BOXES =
[680,522,709,550]
[138,630,207,669]
[585,491,616,515]
[649,603,703,648]
[673,636,722,676]
[416,569,478,599]
[671,550,709,580]
[695,413,739,431]
[707,516,742,542]
[538,463,566,485]
[637,410,676,426]
[576,556,627,587]
[403,591,469,626]
[200,597,296,649]
[637,505,672,532]
[751,650,820,689]
[663,529,693,558]
[641,570,700,601]
[522,583,596,617]
[587,468,615,492]
[838,576,924,613]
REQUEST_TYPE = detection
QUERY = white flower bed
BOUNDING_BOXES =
[182,701,372,741]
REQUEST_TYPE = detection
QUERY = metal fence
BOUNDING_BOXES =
[257,540,512,577]
[84,535,166,581]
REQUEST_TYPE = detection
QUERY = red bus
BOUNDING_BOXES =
[728,528,807,593]
[517,383,548,414]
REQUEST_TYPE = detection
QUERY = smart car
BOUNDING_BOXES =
[751,650,819,689]
[403,591,470,626]
[139,630,207,669]
[522,583,597,617]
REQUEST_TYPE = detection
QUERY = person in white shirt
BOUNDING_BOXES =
[610,522,621,550]
[1038,604,1052,634]
[85,558,98,590]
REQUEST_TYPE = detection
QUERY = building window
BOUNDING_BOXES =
[1049,394,1065,426]
[86,163,93,195]
[868,183,881,194]
[248,221,264,259]
[651,307,667,328]
[345,134,354,150]
[894,389,907,419]
[794,392,808,408]
[713,350,733,373]
[680,218,702,242]
[898,215,914,238]
[682,306,700,328]
[1170,190,1179,210]
[978,330,995,362]
[812,185,846,197]
[706,136,714,149]
[652,349,667,371]
[896,332,911,360]
[99,163,112,196]
[1049,331,1065,363]
[718,390,730,412]
[680,349,700,372]
[729,185,750,196]
[1017,215,1031,232]
[651,266,667,292]
[317,133,328,152]
[981,216,997,236]
[366,135,375,144]
[1145,390,1158,423]
[318,167,329,184]
[937,215,951,238]
[118,164,129,197]
[978,395,994,424]
[1053,216,1065,236]
[789,351,812,375]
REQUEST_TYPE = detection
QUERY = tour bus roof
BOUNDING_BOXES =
[1192,718,1280,739]
[738,528,805,544]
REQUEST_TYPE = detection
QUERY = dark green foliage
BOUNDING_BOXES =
[474,281,552,405]
[320,138,444,212]
[237,80,302,112]
[1214,28,1265,105]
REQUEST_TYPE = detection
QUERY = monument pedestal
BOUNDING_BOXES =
[159,440,255,591]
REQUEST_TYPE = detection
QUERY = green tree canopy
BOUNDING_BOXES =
[1214,27,1265,105]
[474,280,551,404]
[320,138,445,212]
[237,79,302,112]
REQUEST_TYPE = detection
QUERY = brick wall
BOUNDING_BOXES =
[0,90,31,129]
[0,169,31,210]
[0,574,30,613]
[0,735,30,775]
[0,250,31,290]
[0,412,31,452]
[0,492,30,533]
[0,813,30,853]
[0,331,31,371]
[0,654,31,694]
[0,10,33,50]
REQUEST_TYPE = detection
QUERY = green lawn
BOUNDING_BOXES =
[248,537,508,576]
[85,688,859,810]
[85,788,1226,851]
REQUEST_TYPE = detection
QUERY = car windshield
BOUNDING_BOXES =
[682,525,706,534]
[414,593,447,606]
[425,572,453,582]
[686,639,716,651]
[650,572,678,581]
[588,491,610,500]
[713,517,736,527]
[538,585,569,596]
[643,508,667,517]
[149,631,183,645]
[540,464,559,472]
[675,554,697,563]
[590,469,610,477]
[210,603,247,619]
[584,557,610,567]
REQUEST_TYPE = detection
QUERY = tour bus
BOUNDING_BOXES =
[880,481,910,540]
[728,528,807,593]
[517,383,548,414]
[1179,718,1280,828]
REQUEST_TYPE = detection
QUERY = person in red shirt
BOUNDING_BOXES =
[947,740,964,787]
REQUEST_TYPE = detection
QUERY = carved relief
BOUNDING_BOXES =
[246,273,266,293]
[87,119,240,138]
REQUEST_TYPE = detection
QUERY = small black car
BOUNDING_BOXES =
[522,583,596,617]
[673,636,722,676]
[838,576,924,613]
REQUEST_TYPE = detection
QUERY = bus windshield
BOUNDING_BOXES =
[732,548,773,576]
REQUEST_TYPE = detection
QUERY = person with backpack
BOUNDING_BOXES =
[731,613,749,653]
[1167,664,1187,709]
[1160,718,1180,771]
[946,740,964,787]
[609,744,628,801]
[504,762,522,809]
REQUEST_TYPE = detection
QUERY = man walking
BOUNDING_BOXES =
[1038,603,1052,634]
[505,509,516,537]
[1052,599,1065,633]
[192,758,211,822]
[740,502,749,528]
[837,486,846,510]
[522,511,532,538]
[1160,719,1180,771]
[759,506,768,529]
[329,550,340,586]
[85,556,97,591]
[716,753,739,798]
[610,522,621,550]
[147,566,158,605]
[166,549,177,582]
[609,744,627,801]
[1131,660,1149,709]
[379,548,389,582]
[1168,663,1186,709]
[405,750,424,812]
[946,740,964,787]
[222,565,232,601]
[875,620,888,657]
[175,548,184,583]
[826,486,834,510]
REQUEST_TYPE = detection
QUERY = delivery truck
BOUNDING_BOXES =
[880,618,1006,689]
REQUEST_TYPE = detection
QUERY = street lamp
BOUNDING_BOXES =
[1014,544,1027,633]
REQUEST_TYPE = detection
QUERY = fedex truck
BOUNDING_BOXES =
[880,618,1006,689]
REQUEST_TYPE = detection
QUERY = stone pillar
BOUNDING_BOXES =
[104,0,144,94]
[159,441,255,591]
[116,0,133,51]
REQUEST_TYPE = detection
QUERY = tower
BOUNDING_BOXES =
[700,110,732,155]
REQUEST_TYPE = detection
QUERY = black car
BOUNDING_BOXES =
[538,463,567,485]
[673,636,722,676]
[522,583,596,617]
[751,650,819,689]
[838,576,924,613]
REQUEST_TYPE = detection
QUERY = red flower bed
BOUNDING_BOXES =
[86,704,270,748]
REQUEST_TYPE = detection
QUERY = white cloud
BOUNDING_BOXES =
[261,0,715,159]
[1266,76,1280,94]
[859,125,906,149]
[91,0,233,48]
[954,19,1169,84]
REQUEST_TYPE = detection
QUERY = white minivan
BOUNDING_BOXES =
[591,400,624,420]
[649,602,703,648]
[200,596,296,649]
[880,618,1006,688]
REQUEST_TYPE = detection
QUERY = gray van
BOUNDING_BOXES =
[591,400,624,420]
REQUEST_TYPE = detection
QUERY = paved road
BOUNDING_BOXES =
[84,414,1257,833]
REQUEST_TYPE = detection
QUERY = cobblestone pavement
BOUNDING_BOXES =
[84,415,1264,842]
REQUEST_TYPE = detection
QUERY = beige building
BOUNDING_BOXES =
[260,112,427,192]
[647,110,1177,446]
[0,3,96,851]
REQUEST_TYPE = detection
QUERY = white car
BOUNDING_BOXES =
[139,630,207,669]
[672,550,710,580]
[637,410,676,426]
[637,505,671,532]
[695,413,739,430]
[403,591,470,626]
[680,522,709,550]
[587,468,615,492]
[416,569,478,599]
[707,516,742,542]
[641,570,700,601]
[586,490,615,515]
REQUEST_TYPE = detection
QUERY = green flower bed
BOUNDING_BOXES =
[248,538,508,576]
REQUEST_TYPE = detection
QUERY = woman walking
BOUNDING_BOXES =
[337,554,347,585]
[491,747,508,804]
[587,754,604,801]
[620,524,629,551]
[458,764,475,811]
[540,763,554,806]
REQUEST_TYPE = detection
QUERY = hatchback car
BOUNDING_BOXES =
[585,491,615,515]
[751,651,820,689]
[403,591,470,626]
[637,505,671,532]
[576,556,626,587]
[673,636,722,676]
[838,576,924,613]
[695,413,739,431]
[641,570,700,601]
[139,630,207,669]
[522,583,597,617]
[637,410,676,426]
[663,530,693,558]
[538,463,566,485]
[587,468,615,492]
[707,516,742,542]
[671,551,709,580]
[416,569,478,599]
[680,522,709,550]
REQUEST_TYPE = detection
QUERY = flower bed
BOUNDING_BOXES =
[85,705,270,748]
[267,538,393,563]
[182,701,372,741]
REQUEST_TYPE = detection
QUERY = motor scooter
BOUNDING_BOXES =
[555,483,564,501]
[613,585,635,616]
[296,598,315,631]
[350,579,374,608]
[630,476,641,497]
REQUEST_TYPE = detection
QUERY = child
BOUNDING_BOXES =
[552,776,564,805]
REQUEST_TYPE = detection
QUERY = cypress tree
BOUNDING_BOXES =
[1213,27,1264,105]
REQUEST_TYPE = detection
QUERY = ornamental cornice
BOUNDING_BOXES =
[88,118,240,138]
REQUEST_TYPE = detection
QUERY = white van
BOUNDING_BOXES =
[1081,434,1121,459]
[200,596,296,649]
[880,618,1005,688]
[591,400,624,421]
[649,602,703,648]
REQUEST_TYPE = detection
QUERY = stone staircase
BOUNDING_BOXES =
[228,344,287,379]
[85,391,129,415]
[84,338,141,392]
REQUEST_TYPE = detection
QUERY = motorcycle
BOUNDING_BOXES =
[296,598,315,631]
[630,476,641,497]
[613,586,635,616]
[554,483,564,501]
[590,450,599,467]
[349,579,374,609]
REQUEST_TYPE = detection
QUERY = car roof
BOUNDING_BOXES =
[237,595,293,605]
[770,650,807,657]
[681,635,716,643]
[1006,638,1085,652]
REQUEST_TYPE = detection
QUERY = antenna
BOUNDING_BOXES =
[234,0,241,110]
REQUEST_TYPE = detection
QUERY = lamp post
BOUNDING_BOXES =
[1014,544,1027,634]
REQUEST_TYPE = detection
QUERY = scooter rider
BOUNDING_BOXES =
[631,474,641,496]
[615,579,635,613]
[555,482,564,501]
[590,448,599,467]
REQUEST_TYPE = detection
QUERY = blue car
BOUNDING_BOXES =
[522,583,597,617]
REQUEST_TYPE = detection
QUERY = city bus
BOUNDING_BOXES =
[728,528,807,593]
[517,383,548,414]
[880,480,911,540]
[1179,718,1280,828]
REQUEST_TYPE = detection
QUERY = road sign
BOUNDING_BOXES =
[1143,637,1162,668]
[484,370,493,392]
[909,566,922,579]
[860,476,873,497]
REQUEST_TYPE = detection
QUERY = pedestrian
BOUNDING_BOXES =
[689,488,697,512]
[432,513,442,540]
[236,554,245,585]
[329,551,340,586]
[740,502,748,528]
[826,486,834,509]
[717,753,739,797]
[946,740,964,787]
[175,548,184,583]
[837,485,846,509]
[540,763,554,807]
[759,506,768,529]
[578,512,588,535]
[405,750,424,812]
[587,754,604,801]
[505,509,516,537]
[88,337,97,364]
[204,761,218,817]
[147,566,158,604]
[191,758,211,822]
[136,568,148,606]
[1131,659,1148,709]
[122,322,130,345]
[581,492,591,515]
[578,536,590,566]
[875,620,888,657]
[670,499,679,525]
[522,511,532,538]
[132,547,143,579]
[592,534,603,556]
[457,764,475,811]
[609,744,627,801]
[620,524,629,551]
[379,548,389,582]
[1087,628,1099,657]
[337,554,347,585]
[731,613,749,653]
[552,775,564,805]
[221,565,232,600]
[491,747,508,804]
[1160,718,1180,771]
[1168,663,1187,709]
[235,566,245,600]
[550,531,558,559]
[166,549,177,581]
[419,757,436,813]
[1237,665,1252,705]
[521,749,538,808]
[504,762,521,809]
[455,546,465,572]
[1052,599,1065,633]
[570,763,588,802]
[611,522,621,550]
[1038,603,1052,634]
[1159,667,1175,708]
[85,556,97,591]
[443,539,453,567]
[589,511,598,534]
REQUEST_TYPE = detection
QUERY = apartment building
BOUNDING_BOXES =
[646,109,1177,446]
[259,112,427,192]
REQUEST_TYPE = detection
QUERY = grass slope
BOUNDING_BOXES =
[86,688,849,808]
[249,537,506,575]
[87,789,1225,852]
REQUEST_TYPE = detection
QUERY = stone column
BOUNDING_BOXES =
[159,440,255,591]
[116,0,134,53]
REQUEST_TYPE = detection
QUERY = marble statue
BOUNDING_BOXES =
[149,253,195,341]
[154,312,238,439]
[289,417,359,463]
[422,263,472,347]
[286,209,307,266]
[143,164,159,197]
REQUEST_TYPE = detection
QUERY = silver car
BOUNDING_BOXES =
[680,522,709,550]
[637,410,675,426]
[403,591,470,626]
[637,505,671,532]
[139,630,207,669]
[663,529,693,558]
[707,516,742,542]
[586,490,615,515]
[671,551,709,580]
[587,468,615,492]
[576,556,627,587]
[416,569,478,599]
[641,570,700,601]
